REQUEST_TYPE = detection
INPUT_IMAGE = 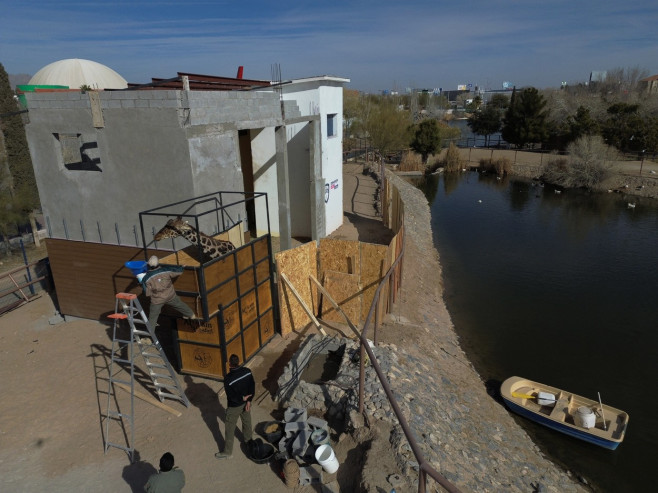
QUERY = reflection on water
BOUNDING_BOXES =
[413,171,658,493]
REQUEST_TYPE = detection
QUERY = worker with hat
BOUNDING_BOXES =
[141,256,197,328]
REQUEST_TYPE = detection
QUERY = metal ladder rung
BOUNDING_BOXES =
[110,378,132,387]
[105,291,190,461]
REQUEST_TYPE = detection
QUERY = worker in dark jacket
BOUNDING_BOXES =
[215,354,255,459]
[145,452,185,492]
[141,256,196,329]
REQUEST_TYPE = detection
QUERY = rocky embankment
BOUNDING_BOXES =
[354,171,590,492]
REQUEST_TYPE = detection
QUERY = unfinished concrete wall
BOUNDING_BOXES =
[24,89,284,247]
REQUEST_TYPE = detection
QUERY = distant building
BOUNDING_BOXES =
[639,74,658,94]
[589,71,607,83]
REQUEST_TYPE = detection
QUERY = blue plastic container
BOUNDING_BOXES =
[125,260,147,276]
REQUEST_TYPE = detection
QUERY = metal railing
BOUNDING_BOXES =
[354,189,461,492]
[0,260,50,314]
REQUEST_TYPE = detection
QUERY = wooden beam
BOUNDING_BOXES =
[115,382,182,417]
[309,274,361,338]
[280,272,326,336]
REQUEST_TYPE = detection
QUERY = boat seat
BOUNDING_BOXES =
[549,398,569,421]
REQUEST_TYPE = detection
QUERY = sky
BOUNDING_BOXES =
[1,0,657,93]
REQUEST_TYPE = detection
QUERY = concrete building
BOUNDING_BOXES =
[23,68,349,252]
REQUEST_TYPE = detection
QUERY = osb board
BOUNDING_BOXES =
[176,318,220,345]
[319,238,360,277]
[321,270,362,324]
[275,241,318,336]
[360,242,389,322]
[44,239,162,320]
[179,342,225,378]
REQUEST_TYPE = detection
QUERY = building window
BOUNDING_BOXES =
[54,133,102,171]
[327,113,337,138]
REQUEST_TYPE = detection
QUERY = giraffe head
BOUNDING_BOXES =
[153,217,188,241]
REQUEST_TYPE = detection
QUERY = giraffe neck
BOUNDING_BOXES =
[180,226,225,258]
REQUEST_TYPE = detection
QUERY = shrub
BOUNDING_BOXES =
[442,142,465,173]
[399,151,424,172]
[479,157,512,176]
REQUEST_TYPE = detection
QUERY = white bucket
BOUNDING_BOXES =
[575,406,596,429]
[537,392,556,407]
[315,444,339,474]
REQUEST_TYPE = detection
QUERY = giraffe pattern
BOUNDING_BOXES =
[154,217,236,259]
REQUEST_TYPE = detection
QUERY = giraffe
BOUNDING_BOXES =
[154,217,235,259]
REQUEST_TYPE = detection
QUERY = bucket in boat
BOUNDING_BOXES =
[575,406,596,429]
[315,444,339,474]
[125,260,147,276]
[537,392,556,407]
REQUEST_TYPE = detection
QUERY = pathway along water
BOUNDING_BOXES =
[412,171,657,493]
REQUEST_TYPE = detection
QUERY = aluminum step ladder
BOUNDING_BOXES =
[104,292,190,461]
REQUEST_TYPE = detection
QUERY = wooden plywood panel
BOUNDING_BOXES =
[257,281,272,312]
[239,291,258,327]
[360,243,388,322]
[255,259,270,284]
[45,239,162,320]
[178,293,202,318]
[221,301,241,341]
[225,336,244,366]
[179,343,224,378]
[321,270,361,324]
[176,318,220,345]
[204,256,236,290]
[207,280,238,317]
[319,238,360,278]
[243,321,260,360]
[236,245,254,273]
[260,310,275,344]
[239,268,256,294]
[275,241,318,336]
[253,236,269,262]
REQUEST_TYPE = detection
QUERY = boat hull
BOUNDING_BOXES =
[502,397,621,450]
[500,376,628,450]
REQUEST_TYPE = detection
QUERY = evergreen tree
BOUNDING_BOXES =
[410,119,441,164]
[501,87,549,148]
[0,63,39,210]
[467,104,502,147]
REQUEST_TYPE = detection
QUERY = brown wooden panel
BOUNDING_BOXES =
[238,268,255,294]
[178,293,202,318]
[257,281,272,312]
[236,245,253,273]
[260,310,275,343]
[255,259,270,284]
[176,317,220,345]
[243,321,260,360]
[222,301,241,341]
[253,236,269,262]
[45,239,163,319]
[207,280,238,317]
[225,336,244,366]
[179,342,224,378]
[203,256,236,290]
[171,269,199,292]
[239,291,258,327]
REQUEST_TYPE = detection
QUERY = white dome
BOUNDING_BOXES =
[29,59,128,90]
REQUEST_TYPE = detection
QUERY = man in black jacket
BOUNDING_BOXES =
[215,354,254,459]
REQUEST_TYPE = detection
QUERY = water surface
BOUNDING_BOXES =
[415,171,657,492]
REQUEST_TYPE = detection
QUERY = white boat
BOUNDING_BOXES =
[500,376,629,450]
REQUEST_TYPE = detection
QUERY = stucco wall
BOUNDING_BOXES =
[25,89,284,247]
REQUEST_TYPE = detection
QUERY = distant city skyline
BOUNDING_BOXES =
[1,1,657,93]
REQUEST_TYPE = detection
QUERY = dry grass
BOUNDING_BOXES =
[399,151,425,172]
